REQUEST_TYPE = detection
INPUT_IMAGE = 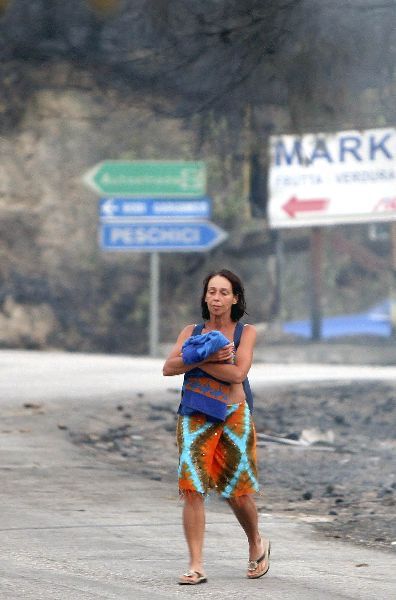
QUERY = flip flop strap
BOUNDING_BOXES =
[248,552,265,571]
[183,570,204,578]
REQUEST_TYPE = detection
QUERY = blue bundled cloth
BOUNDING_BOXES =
[179,330,232,422]
[181,330,230,365]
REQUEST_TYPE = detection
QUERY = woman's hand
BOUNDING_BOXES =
[203,343,235,364]
[199,325,256,383]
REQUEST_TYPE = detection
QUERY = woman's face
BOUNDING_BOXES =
[205,275,237,317]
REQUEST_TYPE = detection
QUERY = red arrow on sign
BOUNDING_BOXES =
[282,196,329,218]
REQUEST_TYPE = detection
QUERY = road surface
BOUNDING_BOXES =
[1,350,395,599]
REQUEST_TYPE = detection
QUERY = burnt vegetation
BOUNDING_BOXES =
[2,1,396,126]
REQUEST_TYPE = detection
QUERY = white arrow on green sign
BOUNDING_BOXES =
[83,161,206,197]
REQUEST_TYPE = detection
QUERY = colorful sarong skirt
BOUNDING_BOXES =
[176,401,259,498]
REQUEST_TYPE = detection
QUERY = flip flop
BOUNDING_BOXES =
[178,570,207,585]
[247,539,271,579]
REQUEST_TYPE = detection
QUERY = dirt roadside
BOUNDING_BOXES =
[71,380,396,553]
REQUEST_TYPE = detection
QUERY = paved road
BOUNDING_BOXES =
[2,349,396,403]
[1,350,395,599]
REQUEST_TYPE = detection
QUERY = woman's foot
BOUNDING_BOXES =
[179,570,207,585]
[247,537,271,579]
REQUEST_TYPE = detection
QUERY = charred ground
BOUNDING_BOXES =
[72,380,396,552]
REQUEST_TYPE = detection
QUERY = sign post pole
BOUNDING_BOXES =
[310,228,323,341]
[149,252,160,357]
[390,223,396,337]
[274,230,284,318]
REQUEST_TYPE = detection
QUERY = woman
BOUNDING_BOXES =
[163,269,270,585]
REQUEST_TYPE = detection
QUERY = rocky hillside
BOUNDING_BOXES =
[1,2,395,353]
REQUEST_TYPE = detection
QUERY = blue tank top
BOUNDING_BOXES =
[188,321,254,413]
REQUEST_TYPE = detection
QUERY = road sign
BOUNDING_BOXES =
[268,127,396,228]
[99,197,211,219]
[84,161,206,197]
[100,221,228,252]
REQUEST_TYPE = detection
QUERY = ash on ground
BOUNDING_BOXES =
[72,381,396,552]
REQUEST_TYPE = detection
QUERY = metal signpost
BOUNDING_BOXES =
[83,161,228,356]
[268,127,396,339]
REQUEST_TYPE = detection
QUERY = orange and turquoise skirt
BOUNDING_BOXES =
[176,401,259,498]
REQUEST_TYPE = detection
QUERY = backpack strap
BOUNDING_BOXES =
[192,323,205,336]
[233,322,254,414]
[233,321,244,348]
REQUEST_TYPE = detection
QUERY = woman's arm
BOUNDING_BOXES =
[198,325,256,383]
[162,326,233,376]
[163,325,235,376]
[162,325,196,376]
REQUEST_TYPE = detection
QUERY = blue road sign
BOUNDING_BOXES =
[99,197,211,219]
[100,221,227,252]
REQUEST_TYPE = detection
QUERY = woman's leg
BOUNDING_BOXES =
[227,495,269,577]
[227,494,261,555]
[176,413,216,580]
[181,492,206,575]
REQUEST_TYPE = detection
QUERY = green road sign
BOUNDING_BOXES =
[83,161,206,197]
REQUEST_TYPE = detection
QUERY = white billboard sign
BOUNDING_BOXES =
[268,127,396,228]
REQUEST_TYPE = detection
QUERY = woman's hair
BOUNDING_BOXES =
[200,269,247,322]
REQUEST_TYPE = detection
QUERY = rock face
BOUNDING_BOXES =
[0,65,202,353]
[0,297,57,348]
